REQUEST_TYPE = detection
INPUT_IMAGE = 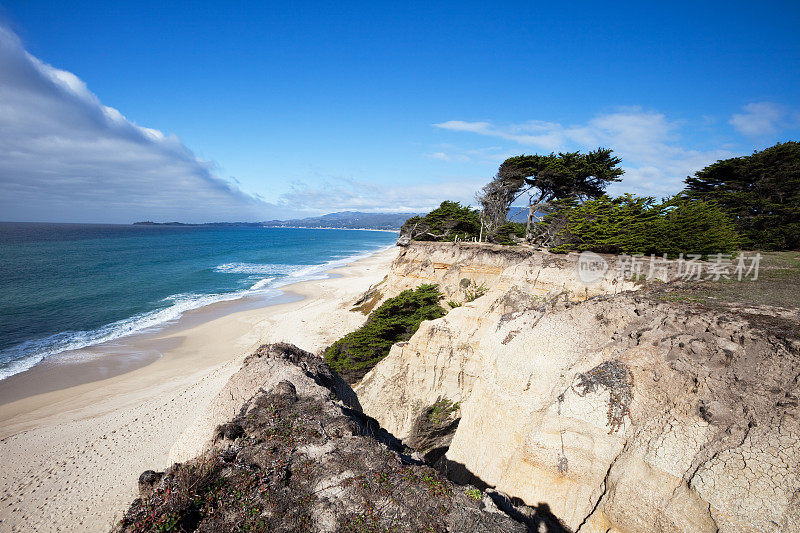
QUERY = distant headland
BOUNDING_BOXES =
[134,211,420,231]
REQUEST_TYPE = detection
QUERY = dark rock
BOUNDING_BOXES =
[248,342,362,412]
[136,470,163,498]
[214,422,245,442]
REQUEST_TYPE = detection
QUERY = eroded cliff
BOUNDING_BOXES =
[355,242,800,532]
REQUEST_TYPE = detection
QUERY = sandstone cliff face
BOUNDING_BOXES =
[384,241,637,302]
[356,242,800,532]
[356,241,637,444]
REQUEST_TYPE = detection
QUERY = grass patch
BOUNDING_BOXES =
[427,398,459,425]
[648,251,800,310]
[465,488,482,501]
[352,290,383,315]
[459,278,488,303]
[325,284,446,383]
[351,277,387,315]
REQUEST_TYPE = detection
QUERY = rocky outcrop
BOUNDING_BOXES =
[114,343,528,532]
[356,242,800,532]
[168,343,361,463]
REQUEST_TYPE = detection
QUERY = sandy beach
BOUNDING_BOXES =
[0,246,398,532]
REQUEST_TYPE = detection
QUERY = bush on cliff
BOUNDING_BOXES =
[400,201,481,242]
[324,284,445,383]
[492,222,526,245]
[547,194,740,257]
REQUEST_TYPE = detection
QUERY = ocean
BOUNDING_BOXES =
[0,223,397,380]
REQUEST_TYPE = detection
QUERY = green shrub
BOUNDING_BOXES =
[427,398,460,424]
[324,284,446,383]
[548,194,740,257]
[462,280,488,302]
[465,488,482,501]
[549,194,661,254]
[656,195,741,257]
[400,201,481,242]
[492,222,526,245]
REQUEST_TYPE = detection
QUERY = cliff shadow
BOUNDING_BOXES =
[438,458,572,533]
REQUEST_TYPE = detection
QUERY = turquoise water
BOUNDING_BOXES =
[0,223,397,379]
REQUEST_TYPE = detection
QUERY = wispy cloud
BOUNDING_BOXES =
[425,151,469,162]
[280,177,487,213]
[435,120,566,150]
[434,108,738,197]
[0,25,293,223]
[423,144,515,166]
[729,102,786,137]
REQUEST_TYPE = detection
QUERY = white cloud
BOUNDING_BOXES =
[434,109,736,197]
[0,25,294,223]
[427,152,453,161]
[423,145,516,166]
[281,177,487,213]
[729,102,784,137]
[435,119,566,150]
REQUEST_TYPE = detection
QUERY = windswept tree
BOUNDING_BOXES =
[478,148,624,241]
[684,141,800,250]
[399,201,481,242]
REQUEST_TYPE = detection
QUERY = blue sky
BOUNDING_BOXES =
[0,1,798,222]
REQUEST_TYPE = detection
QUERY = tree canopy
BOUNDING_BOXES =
[547,194,740,257]
[684,141,800,250]
[399,201,481,242]
[478,148,624,240]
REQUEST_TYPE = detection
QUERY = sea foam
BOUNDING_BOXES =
[0,245,389,381]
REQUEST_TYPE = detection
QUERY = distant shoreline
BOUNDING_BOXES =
[267,226,400,233]
[133,222,400,233]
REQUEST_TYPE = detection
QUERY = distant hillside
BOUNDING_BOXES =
[134,212,420,230]
[263,211,420,230]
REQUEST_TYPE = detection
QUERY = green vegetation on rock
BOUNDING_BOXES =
[324,284,446,383]
[465,488,482,501]
[400,201,481,242]
[462,280,488,302]
[492,222,526,245]
[427,398,460,424]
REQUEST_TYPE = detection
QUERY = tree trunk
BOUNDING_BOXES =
[525,201,544,242]
[525,203,535,242]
